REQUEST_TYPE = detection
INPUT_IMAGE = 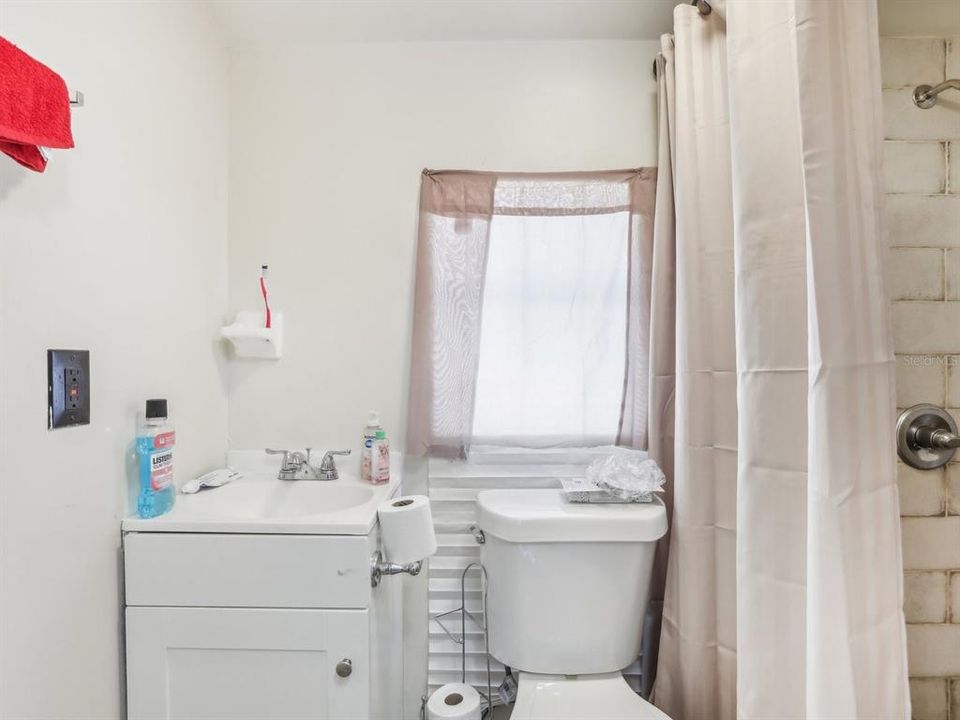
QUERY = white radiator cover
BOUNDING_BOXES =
[426,455,643,698]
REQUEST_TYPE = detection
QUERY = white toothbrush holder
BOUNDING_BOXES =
[221,311,283,360]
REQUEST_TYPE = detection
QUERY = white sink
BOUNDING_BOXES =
[122,450,401,535]
[263,483,374,518]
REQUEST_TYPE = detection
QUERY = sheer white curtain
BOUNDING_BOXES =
[472,212,630,448]
[654,1,910,717]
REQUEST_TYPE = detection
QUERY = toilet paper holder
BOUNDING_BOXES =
[370,550,423,587]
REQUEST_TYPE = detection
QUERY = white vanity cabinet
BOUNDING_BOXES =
[126,606,369,720]
[123,530,402,720]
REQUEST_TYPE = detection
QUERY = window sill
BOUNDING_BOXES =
[429,445,645,480]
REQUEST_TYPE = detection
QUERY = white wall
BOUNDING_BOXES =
[228,40,659,456]
[0,2,229,717]
[227,39,657,716]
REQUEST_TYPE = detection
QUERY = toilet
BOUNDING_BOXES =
[477,489,671,720]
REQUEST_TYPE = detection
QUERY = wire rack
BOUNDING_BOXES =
[424,562,494,719]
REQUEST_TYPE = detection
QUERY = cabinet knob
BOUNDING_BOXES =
[336,658,353,678]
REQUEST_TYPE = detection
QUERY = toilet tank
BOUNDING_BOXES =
[477,489,667,675]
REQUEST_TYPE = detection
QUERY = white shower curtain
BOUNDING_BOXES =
[654,1,910,717]
[653,6,737,720]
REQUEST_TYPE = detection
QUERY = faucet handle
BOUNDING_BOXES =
[265,448,294,469]
[319,449,352,479]
[321,449,352,467]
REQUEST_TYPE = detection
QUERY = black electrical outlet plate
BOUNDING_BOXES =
[48,349,90,430]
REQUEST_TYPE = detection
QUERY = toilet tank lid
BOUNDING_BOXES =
[477,489,667,543]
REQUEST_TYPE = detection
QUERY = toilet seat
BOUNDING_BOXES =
[510,672,671,720]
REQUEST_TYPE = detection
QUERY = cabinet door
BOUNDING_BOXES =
[127,607,369,720]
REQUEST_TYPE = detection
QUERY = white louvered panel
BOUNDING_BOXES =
[425,457,646,700]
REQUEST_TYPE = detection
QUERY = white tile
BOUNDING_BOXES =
[880,7,960,37]
[951,573,960,623]
[946,358,960,406]
[893,303,960,353]
[950,142,960,194]
[907,624,960,676]
[904,571,947,622]
[911,677,948,720]
[909,677,948,720]
[948,464,960,515]
[883,141,946,194]
[881,38,945,89]
[899,464,946,516]
[945,250,960,300]
[952,679,960,720]
[884,89,960,141]
[948,38,960,80]
[889,248,943,300]
[901,517,960,569]
[897,355,947,406]
[885,195,960,248]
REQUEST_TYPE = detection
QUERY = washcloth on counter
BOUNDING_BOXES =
[0,36,74,172]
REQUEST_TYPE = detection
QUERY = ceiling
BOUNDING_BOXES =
[210,0,679,44]
[211,0,960,45]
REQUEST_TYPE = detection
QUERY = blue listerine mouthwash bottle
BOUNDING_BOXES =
[136,398,176,518]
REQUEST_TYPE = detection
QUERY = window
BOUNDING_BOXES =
[471,211,630,448]
[408,169,654,458]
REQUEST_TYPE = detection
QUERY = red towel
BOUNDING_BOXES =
[0,36,74,173]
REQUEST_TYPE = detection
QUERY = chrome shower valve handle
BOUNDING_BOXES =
[897,404,960,470]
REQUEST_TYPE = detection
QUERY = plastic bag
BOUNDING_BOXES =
[584,454,666,502]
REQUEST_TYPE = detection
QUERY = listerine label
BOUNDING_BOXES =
[150,449,174,491]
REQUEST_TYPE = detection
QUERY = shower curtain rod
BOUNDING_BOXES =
[691,0,712,16]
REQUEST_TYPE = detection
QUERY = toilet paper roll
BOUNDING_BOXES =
[426,683,482,720]
[377,495,437,564]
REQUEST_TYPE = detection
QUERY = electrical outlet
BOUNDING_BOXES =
[48,349,90,429]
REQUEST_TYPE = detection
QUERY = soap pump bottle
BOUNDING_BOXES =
[371,428,390,485]
[362,411,382,482]
[136,399,176,518]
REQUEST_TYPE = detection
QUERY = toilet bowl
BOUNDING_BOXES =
[511,672,670,720]
[476,489,670,720]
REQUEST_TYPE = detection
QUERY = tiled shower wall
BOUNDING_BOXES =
[882,36,960,719]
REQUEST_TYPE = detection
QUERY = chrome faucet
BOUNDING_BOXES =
[265,448,351,480]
